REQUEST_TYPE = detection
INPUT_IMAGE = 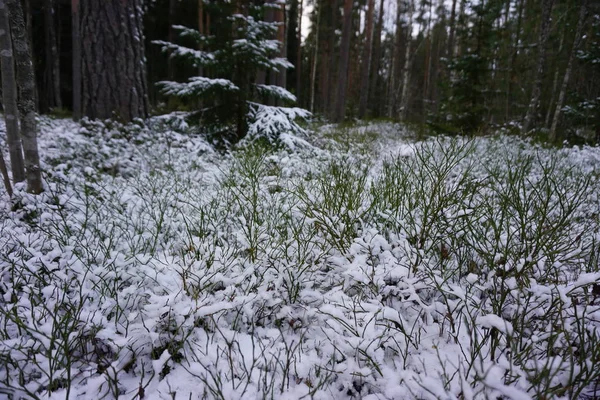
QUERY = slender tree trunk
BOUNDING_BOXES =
[72,0,81,120]
[388,0,402,118]
[310,1,321,113]
[23,0,38,111]
[399,0,414,121]
[423,0,434,119]
[332,0,353,122]
[7,0,42,193]
[505,0,523,121]
[358,0,375,118]
[522,0,554,134]
[80,0,148,123]
[368,0,384,116]
[549,1,587,142]
[0,149,11,197]
[275,1,286,92]
[296,0,303,105]
[44,0,61,109]
[545,21,566,127]
[0,0,25,184]
[447,0,458,59]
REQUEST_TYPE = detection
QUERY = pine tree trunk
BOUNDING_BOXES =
[72,0,81,120]
[7,0,42,193]
[549,1,587,142]
[0,148,11,197]
[447,0,458,59]
[522,0,554,134]
[399,0,414,121]
[358,0,375,118]
[310,1,321,113]
[505,0,523,121]
[44,0,61,109]
[332,0,353,122]
[296,0,303,105]
[545,21,566,127]
[0,0,26,184]
[80,0,148,123]
[368,0,384,117]
[275,2,286,92]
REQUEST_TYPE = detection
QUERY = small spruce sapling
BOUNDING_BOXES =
[154,0,310,145]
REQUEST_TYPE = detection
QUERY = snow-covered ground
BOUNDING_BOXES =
[1,116,600,399]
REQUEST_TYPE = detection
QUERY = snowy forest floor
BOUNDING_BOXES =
[1,116,600,400]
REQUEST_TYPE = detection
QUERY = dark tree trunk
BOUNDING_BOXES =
[72,0,81,120]
[0,147,11,196]
[549,1,587,141]
[358,0,375,118]
[275,1,286,93]
[80,0,148,123]
[522,0,554,134]
[368,0,384,116]
[332,0,353,122]
[296,0,303,105]
[0,0,26,184]
[7,0,43,193]
[44,0,61,109]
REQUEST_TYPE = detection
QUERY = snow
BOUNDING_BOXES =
[0,117,599,399]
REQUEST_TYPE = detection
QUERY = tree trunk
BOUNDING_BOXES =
[296,0,303,105]
[44,0,62,109]
[549,1,587,142]
[522,0,554,134]
[310,0,321,113]
[544,20,566,128]
[505,0,523,121]
[388,0,402,118]
[7,0,42,193]
[0,147,11,197]
[0,0,26,184]
[80,0,148,123]
[332,0,353,122]
[447,0,458,59]
[72,0,81,120]
[275,1,286,92]
[358,0,375,118]
[368,0,384,117]
[399,0,414,121]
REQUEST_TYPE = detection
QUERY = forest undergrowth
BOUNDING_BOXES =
[1,116,600,399]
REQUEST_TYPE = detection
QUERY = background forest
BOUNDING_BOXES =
[21,0,600,143]
[2,1,600,399]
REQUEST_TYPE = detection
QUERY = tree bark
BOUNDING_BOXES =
[0,147,11,197]
[0,0,26,184]
[275,1,286,92]
[296,0,303,105]
[80,0,148,123]
[522,0,554,134]
[7,0,42,193]
[310,0,321,113]
[399,0,414,121]
[549,1,587,142]
[332,0,353,122]
[44,0,62,109]
[447,0,458,59]
[368,0,384,117]
[505,0,523,121]
[358,0,375,118]
[72,0,81,120]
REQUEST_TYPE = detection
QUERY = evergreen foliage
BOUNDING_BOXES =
[154,1,309,144]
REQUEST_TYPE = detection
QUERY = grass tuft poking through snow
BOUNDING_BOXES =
[1,117,600,399]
